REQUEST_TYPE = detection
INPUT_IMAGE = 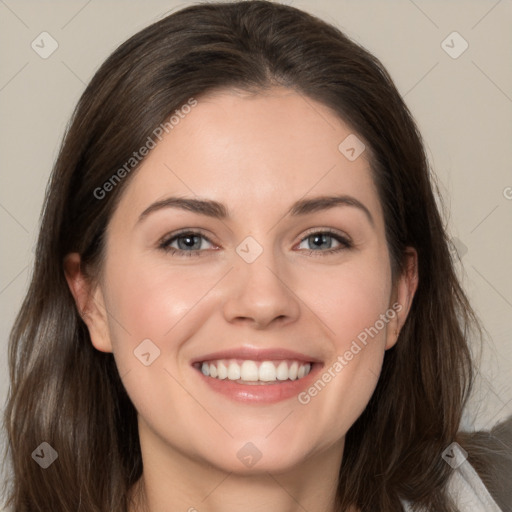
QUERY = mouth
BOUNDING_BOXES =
[193,359,313,384]
[191,347,323,403]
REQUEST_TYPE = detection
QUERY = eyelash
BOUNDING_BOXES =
[158,228,352,258]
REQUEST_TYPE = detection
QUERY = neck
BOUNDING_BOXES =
[128,427,348,512]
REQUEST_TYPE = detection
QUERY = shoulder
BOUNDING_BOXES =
[401,452,503,511]
[458,415,512,511]
[401,415,512,511]
[445,442,503,511]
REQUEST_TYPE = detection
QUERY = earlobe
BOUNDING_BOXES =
[63,253,113,353]
[385,247,419,350]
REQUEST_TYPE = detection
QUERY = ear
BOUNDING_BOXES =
[63,253,113,353]
[385,247,418,350]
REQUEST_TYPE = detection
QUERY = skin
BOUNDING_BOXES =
[65,86,418,512]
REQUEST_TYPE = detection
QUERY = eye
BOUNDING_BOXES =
[296,229,352,256]
[159,230,216,257]
[158,228,352,258]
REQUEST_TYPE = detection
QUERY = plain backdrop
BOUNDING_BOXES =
[1,0,511,483]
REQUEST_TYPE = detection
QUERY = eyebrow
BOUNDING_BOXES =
[137,194,374,227]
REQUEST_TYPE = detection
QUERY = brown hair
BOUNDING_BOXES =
[2,1,505,510]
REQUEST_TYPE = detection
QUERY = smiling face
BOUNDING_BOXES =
[66,86,417,478]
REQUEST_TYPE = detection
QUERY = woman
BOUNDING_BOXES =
[2,1,510,511]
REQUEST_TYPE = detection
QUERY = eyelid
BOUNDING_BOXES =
[158,227,217,246]
[158,226,353,256]
[159,227,351,246]
[297,226,352,244]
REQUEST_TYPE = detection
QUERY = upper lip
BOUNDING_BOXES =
[191,346,322,365]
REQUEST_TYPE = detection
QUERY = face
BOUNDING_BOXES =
[68,87,417,476]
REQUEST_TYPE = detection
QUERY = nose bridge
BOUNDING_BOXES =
[223,233,300,327]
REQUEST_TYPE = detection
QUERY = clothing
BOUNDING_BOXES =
[401,443,503,511]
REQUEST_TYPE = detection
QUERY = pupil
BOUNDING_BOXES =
[311,234,329,249]
[180,235,198,249]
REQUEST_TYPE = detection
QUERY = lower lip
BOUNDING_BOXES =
[194,364,322,404]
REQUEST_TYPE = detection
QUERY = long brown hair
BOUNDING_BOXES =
[1,1,502,510]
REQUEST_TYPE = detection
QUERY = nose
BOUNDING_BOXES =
[222,246,301,329]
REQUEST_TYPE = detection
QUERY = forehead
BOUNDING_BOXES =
[111,87,383,230]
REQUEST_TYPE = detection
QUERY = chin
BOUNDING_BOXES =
[193,435,316,476]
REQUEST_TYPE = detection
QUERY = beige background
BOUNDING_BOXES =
[1,0,511,481]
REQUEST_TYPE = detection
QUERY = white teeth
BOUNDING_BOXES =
[276,361,288,381]
[288,361,299,380]
[240,360,259,381]
[199,359,313,383]
[227,361,241,380]
[259,361,277,381]
[217,361,228,379]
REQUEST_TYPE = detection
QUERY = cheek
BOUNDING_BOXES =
[104,253,210,339]
[303,247,393,352]
[297,251,393,436]
[99,255,217,435]
[331,266,392,348]
[101,249,228,382]
[330,252,393,384]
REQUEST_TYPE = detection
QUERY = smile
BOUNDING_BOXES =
[191,346,322,403]
[196,359,313,384]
